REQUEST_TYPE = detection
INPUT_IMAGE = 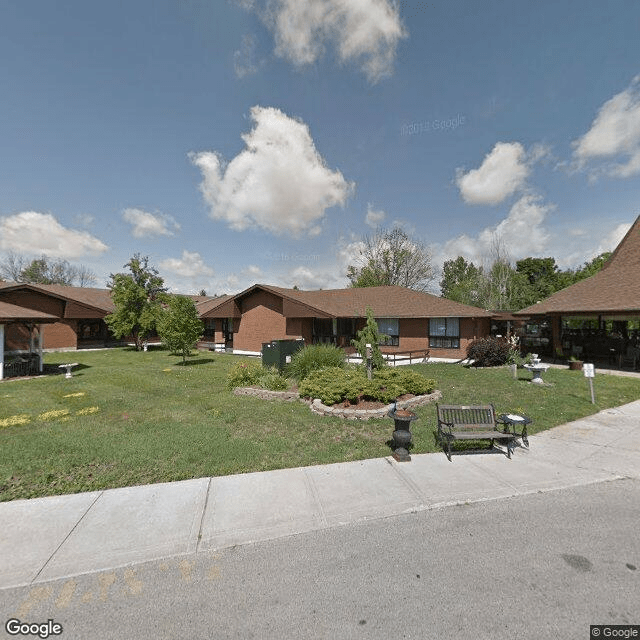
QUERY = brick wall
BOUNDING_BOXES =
[234,290,288,352]
[42,321,78,350]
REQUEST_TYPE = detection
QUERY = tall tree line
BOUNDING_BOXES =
[0,251,97,287]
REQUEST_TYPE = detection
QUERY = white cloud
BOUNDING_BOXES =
[365,203,385,228]
[190,105,353,236]
[234,34,263,78]
[438,194,553,267]
[572,75,640,178]
[455,142,530,205]
[260,0,407,83]
[160,251,214,279]
[0,211,108,258]
[122,208,180,238]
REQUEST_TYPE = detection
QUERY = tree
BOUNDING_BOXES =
[105,254,168,350]
[347,227,434,291]
[0,252,96,286]
[351,306,387,370]
[0,251,27,281]
[157,296,204,364]
[439,257,483,306]
[573,252,612,281]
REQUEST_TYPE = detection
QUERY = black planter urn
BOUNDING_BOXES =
[388,407,418,462]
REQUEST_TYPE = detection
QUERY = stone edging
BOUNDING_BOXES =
[232,386,442,419]
[305,390,442,420]
[233,387,300,401]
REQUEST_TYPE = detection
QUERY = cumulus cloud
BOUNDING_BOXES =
[258,0,406,83]
[122,208,180,238]
[0,211,108,258]
[365,203,385,228]
[455,142,531,205]
[556,222,633,269]
[160,250,214,279]
[438,194,553,267]
[572,75,640,178]
[190,105,353,236]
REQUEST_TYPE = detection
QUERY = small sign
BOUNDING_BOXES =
[583,363,595,378]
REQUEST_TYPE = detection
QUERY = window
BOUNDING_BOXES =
[429,318,460,349]
[203,319,216,337]
[313,318,335,344]
[376,318,399,347]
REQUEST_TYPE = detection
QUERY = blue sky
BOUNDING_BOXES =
[1,0,639,295]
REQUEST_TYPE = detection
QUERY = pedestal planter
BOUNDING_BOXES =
[388,407,418,462]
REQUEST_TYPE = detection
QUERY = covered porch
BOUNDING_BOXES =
[0,301,59,380]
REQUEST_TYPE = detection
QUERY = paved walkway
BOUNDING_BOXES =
[1,399,639,591]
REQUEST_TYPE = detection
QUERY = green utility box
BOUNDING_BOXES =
[261,338,305,371]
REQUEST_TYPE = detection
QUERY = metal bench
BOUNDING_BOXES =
[436,403,517,461]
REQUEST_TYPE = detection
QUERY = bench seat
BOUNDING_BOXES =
[437,403,517,461]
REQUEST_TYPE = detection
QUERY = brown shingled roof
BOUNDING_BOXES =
[235,284,492,318]
[0,283,115,315]
[0,301,59,322]
[516,215,640,316]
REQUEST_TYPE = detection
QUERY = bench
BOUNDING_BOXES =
[436,403,517,461]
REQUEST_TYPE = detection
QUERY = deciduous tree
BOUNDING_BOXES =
[105,254,168,350]
[157,296,204,364]
[347,227,434,291]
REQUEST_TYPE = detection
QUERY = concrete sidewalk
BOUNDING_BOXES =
[2,400,639,591]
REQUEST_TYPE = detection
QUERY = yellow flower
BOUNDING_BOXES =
[76,406,99,416]
[37,409,70,421]
[63,392,86,398]
[0,415,31,429]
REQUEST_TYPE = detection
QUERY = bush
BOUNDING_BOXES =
[298,366,436,406]
[227,361,291,391]
[256,367,290,391]
[226,360,265,388]
[467,337,511,367]
[285,344,346,381]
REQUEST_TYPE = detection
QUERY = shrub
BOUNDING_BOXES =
[350,306,387,370]
[467,337,511,367]
[298,366,436,406]
[226,360,264,388]
[256,367,290,391]
[285,344,346,381]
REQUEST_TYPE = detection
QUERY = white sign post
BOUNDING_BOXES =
[583,363,595,404]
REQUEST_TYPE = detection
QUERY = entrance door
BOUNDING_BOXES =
[222,318,233,349]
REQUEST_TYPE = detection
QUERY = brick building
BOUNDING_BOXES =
[200,284,493,359]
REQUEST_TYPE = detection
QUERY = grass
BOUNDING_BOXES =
[1,348,639,502]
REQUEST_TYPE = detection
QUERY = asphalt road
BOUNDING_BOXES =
[1,478,639,640]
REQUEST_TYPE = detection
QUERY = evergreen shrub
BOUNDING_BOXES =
[299,366,436,406]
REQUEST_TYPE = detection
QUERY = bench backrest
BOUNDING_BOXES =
[437,404,497,432]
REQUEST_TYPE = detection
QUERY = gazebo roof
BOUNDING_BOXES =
[516,215,640,316]
[0,301,59,323]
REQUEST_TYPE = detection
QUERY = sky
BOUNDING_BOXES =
[1,0,639,296]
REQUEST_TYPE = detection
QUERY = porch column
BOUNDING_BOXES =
[552,315,562,357]
[0,324,4,380]
[37,325,44,372]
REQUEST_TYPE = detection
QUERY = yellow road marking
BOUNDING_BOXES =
[55,580,76,609]
[17,586,53,618]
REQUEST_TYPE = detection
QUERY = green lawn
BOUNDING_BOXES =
[1,348,639,501]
